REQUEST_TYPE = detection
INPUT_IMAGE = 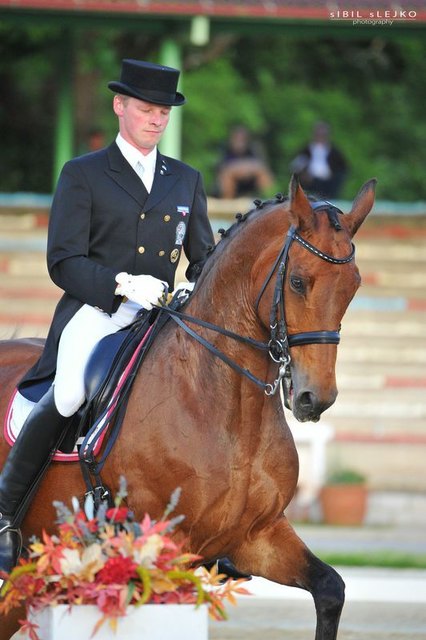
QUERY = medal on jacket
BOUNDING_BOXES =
[170,248,179,263]
[175,221,186,246]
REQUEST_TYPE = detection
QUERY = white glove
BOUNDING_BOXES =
[172,281,195,298]
[115,272,168,310]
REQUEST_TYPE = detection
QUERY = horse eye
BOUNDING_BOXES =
[290,275,305,294]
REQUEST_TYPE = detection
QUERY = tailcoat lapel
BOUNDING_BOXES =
[105,144,179,212]
[144,152,179,211]
[105,142,149,206]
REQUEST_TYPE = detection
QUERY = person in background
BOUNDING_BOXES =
[86,127,106,152]
[290,121,348,199]
[216,124,274,199]
[0,59,215,572]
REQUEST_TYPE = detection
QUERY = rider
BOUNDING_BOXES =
[0,59,215,572]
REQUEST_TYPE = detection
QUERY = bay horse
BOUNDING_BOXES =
[0,176,376,640]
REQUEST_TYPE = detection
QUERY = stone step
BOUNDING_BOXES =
[0,252,48,277]
[337,340,426,364]
[322,415,426,435]
[356,242,426,261]
[1,211,425,502]
[326,392,426,420]
[327,439,426,492]
[361,271,426,289]
[342,316,426,338]
[335,371,426,392]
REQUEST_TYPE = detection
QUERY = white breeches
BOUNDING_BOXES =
[54,300,142,417]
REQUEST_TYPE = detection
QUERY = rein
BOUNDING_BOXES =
[160,201,355,396]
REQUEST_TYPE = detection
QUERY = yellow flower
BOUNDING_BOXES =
[133,534,163,567]
[59,544,104,581]
[59,548,81,576]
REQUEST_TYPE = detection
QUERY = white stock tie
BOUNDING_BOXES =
[135,160,153,193]
[135,160,144,180]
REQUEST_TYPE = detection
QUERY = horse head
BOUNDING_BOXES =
[190,176,375,424]
[272,176,376,422]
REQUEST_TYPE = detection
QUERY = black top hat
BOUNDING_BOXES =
[108,59,186,106]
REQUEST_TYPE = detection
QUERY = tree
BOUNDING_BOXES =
[0,22,425,201]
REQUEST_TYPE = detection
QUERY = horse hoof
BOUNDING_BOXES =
[217,557,252,581]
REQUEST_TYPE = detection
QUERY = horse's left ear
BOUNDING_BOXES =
[288,174,314,231]
[345,178,377,237]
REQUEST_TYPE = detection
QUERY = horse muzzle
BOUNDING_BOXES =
[282,375,337,423]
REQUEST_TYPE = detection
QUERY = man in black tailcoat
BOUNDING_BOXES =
[0,59,214,571]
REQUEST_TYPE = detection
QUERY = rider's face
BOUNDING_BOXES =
[113,95,171,155]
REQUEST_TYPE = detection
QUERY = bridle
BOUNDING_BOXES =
[255,201,355,391]
[159,201,355,396]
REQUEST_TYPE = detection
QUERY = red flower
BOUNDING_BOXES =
[105,507,131,524]
[96,556,137,585]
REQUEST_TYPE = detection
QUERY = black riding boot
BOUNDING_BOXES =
[0,387,71,572]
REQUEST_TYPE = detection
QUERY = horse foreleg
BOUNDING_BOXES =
[234,516,345,640]
[302,549,345,640]
[0,608,22,640]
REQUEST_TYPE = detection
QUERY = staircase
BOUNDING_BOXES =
[1,205,425,503]
[327,218,426,495]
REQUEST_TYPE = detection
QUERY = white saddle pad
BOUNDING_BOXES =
[4,389,80,462]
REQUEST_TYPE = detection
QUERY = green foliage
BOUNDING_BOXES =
[0,22,425,201]
[181,33,426,200]
[326,469,367,485]
[182,57,264,193]
[317,551,426,569]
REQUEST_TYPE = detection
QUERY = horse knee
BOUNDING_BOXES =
[305,554,345,618]
[313,566,345,619]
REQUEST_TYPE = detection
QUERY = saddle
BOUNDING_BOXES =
[5,308,161,461]
[61,307,157,454]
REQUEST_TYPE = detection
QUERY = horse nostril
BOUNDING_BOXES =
[298,391,316,410]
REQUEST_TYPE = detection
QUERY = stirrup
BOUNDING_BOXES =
[0,513,23,572]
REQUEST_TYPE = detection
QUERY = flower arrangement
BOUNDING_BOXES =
[0,479,249,640]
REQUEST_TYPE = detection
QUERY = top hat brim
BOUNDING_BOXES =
[108,81,186,106]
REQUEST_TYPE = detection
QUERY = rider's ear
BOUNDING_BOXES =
[288,174,314,232]
[345,178,377,237]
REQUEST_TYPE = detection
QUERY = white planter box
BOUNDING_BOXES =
[25,604,208,640]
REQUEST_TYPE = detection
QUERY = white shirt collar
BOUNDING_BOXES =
[115,133,157,190]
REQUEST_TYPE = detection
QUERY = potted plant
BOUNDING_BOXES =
[0,479,249,640]
[319,468,368,526]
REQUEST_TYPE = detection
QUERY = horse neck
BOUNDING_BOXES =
[190,206,288,339]
[188,236,264,343]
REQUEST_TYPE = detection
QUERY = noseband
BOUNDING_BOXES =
[160,201,355,396]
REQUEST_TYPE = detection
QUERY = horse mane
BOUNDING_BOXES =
[198,191,342,287]
[218,194,288,240]
[196,193,288,287]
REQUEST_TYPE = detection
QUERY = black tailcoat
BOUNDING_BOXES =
[19,142,214,393]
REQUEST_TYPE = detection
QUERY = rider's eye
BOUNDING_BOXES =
[290,275,305,294]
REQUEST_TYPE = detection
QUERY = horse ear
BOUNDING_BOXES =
[345,179,377,237]
[288,174,313,231]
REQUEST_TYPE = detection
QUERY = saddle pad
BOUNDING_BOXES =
[4,308,162,465]
[4,389,106,463]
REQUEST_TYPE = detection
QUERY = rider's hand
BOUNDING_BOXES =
[115,273,168,310]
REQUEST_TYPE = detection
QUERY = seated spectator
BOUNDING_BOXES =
[216,125,274,198]
[290,121,348,199]
[87,128,106,152]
